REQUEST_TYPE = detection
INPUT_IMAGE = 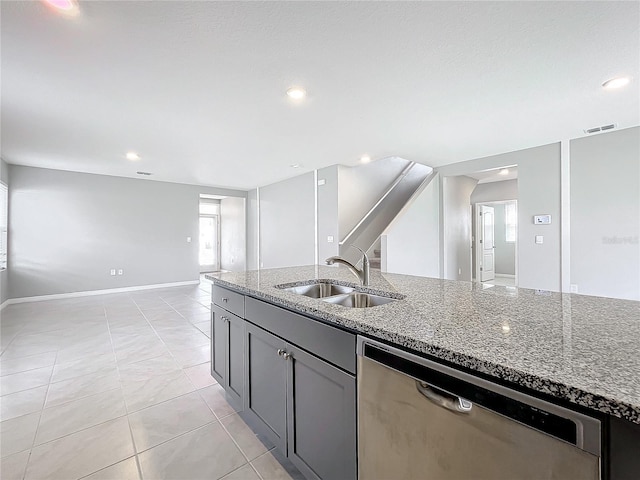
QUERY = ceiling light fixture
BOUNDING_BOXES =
[602,77,630,89]
[499,168,509,175]
[136,171,152,176]
[286,87,306,100]
[360,155,371,164]
[289,163,301,168]
[42,0,79,14]
[126,152,141,161]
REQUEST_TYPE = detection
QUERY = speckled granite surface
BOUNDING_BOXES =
[206,266,640,424]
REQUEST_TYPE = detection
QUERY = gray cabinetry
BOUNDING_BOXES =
[211,286,245,410]
[244,321,288,452]
[244,298,357,480]
[286,344,356,480]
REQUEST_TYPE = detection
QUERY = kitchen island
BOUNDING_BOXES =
[206,265,640,479]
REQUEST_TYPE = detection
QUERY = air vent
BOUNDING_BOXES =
[584,123,616,134]
[136,171,153,176]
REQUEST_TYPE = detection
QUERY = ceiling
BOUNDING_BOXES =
[467,167,518,184]
[1,1,638,190]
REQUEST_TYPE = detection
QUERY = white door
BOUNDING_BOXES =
[480,205,495,282]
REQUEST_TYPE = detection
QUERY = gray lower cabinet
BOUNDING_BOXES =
[210,303,244,409]
[244,321,356,480]
[244,321,288,452]
[286,344,357,480]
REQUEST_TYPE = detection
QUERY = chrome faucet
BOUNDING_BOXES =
[326,245,370,286]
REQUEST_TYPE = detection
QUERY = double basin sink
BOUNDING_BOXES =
[277,282,398,308]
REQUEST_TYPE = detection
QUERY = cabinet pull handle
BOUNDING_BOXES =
[277,348,285,357]
[282,352,293,361]
[221,316,228,323]
[222,297,229,302]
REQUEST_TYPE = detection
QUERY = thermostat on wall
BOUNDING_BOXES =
[534,214,552,225]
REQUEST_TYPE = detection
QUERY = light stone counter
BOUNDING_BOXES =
[206,266,640,424]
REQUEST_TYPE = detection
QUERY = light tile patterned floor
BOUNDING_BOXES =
[0,280,301,480]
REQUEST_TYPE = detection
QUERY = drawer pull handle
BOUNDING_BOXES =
[277,348,285,357]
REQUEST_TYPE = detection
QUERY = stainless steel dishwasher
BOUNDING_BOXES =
[357,336,602,480]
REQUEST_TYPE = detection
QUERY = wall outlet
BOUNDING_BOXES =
[570,284,579,293]
[327,235,334,243]
[458,268,462,275]
[110,269,116,276]
[317,179,326,186]
[535,235,544,244]
[117,269,123,275]
[186,236,192,243]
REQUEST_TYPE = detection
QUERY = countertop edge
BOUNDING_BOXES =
[208,276,640,425]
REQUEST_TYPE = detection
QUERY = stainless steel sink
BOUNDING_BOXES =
[282,283,355,298]
[322,292,396,308]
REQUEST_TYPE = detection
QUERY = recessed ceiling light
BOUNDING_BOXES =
[286,87,306,100]
[289,163,301,168]
[602,77,630,89]
[499,168,509,175]
[136,171,152,176]
[126,152,141,161]
[360,155,371,164]
[42,0,79,14]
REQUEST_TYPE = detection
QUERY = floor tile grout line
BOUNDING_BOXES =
[133,418,220,456]
[25,335,60,480]
[215,415,266,480]
[110,295,145,480]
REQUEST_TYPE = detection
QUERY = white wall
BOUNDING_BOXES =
[470,179,518,204]
[220,197,246,272]
[516,143,561,291]
[246,189,259,270]
[8,165,246,299]
[442,175,478,281]
[570,127,639,300]
[383,175,440,278]
[259,172,315,269]
[0,159,9,305]
[337,157,410,239]
[317,165,339,263]
[492,203,516,276]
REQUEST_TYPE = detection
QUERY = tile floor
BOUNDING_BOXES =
[0,280,299,480]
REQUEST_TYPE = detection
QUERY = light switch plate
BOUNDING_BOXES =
[327,236,334,243]
[317,179,326,186]
[535,235,544,244]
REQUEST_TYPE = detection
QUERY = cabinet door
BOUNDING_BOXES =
[210,304,226,385]
[244,322,287,452]
[226,313,244,409]
[286,345,357,480]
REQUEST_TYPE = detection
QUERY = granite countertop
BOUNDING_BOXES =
[206,266,640,424]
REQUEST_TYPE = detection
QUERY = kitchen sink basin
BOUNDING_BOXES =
[322,292,396,308]
[282,283,355,298]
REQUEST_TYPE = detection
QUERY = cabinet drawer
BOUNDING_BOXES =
[245,297,356,374]
[212,285,244,317]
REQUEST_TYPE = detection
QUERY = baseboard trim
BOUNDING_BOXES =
[1,280,200,307]
[495,274,516,279]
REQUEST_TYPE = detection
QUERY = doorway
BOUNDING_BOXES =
[474,200,517,286]
[199,200,221,273]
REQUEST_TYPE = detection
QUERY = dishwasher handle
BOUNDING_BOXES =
[416,381,473,414]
